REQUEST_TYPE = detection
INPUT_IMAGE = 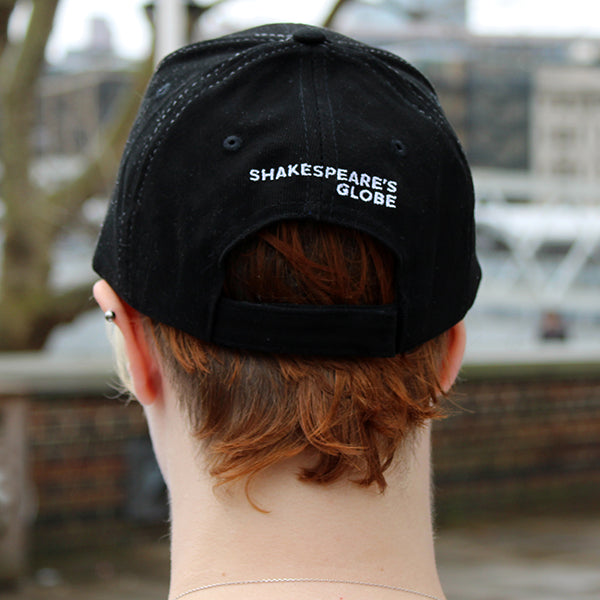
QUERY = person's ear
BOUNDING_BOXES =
[93,279,163,406]
[439,321,466,392]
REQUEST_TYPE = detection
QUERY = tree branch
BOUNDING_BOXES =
[46,50,155,231]
[322,0,354,28]
[3,0,59,97]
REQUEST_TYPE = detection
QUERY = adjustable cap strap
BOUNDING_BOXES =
[211,298,399,357]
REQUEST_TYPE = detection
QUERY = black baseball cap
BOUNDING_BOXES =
[93,23,480,357]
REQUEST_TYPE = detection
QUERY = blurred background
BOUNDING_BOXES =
[0,1,599,599]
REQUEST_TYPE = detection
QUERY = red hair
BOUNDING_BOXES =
[147,221,448,493]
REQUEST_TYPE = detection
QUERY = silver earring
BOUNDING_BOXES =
[104,310,116,323]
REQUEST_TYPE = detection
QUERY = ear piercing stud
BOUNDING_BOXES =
[104,310,116,323]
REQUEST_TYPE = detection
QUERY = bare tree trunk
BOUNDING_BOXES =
[0,0,60,350]
[0,1,154,350]
[322,0,353,29]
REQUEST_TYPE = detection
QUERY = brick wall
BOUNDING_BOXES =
[5,361,600,552]
[433,373,600,524]
[26,394,151,553]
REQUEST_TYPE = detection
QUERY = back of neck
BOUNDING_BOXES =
[166,424,444,600]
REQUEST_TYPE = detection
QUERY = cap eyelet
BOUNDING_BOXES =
[223,135,243,152]
[391,138,407,157]
[156,82,171,97]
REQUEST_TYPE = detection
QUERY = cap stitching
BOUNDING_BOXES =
[124,48,246,185]
[327,45,455,157]
[320,55,340,221]
[126,46,294,277]
[118,45,257,275]
[149,49,244,135]
[297,57,311,208]
[248,33,288,39]
[148,43,293,149]
[322,56,339,168]
[157,33,287,65]
[378,64,447,127]
[328,46,441,127]
[326,43,471,172]
[165,46,290,128]
[310,53,325,214]
[124,41,292,217]
[335,38,437,95]
[364,52,472,174]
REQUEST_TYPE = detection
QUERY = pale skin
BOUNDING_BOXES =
[93,279,466,600]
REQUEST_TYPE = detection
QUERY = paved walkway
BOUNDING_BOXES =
[436,517,600,600]
[5,516,599,600]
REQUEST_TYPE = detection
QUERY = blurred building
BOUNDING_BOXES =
[57,16,130,72]
[333,0,467,34]
[365,31,598,170]
[35,16,137,156]
[531,66,600,184]
[33,5,600,174]
[421,61,469,145]
[422,59,530,170]
[463,63,531,169]
[37,70,132,155]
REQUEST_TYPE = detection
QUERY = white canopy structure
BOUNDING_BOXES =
[473,168,600,311]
